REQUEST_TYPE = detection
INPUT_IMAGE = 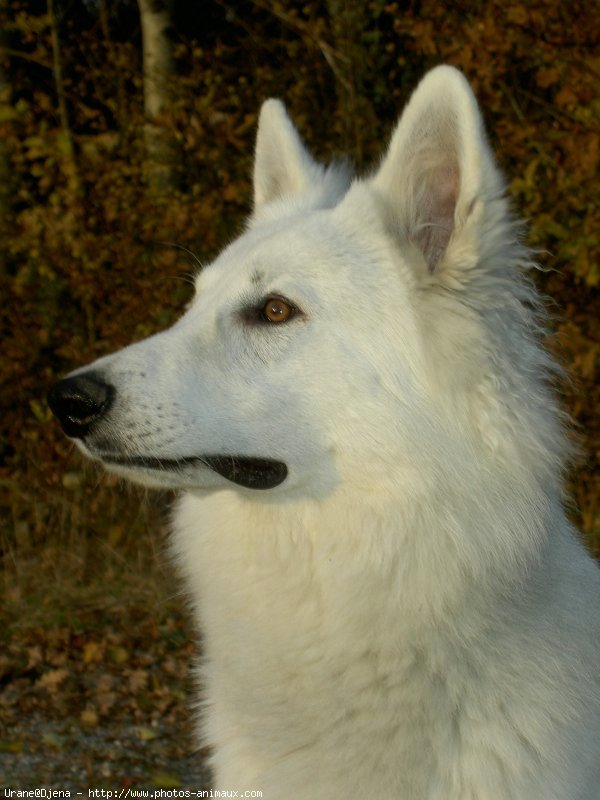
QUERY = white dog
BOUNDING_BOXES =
[49,66,600,798]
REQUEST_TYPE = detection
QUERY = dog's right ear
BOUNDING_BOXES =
[253,100,323,210]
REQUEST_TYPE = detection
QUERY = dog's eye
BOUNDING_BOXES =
[262,297,295,324]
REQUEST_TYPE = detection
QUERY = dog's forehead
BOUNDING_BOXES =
[198,210,349,290]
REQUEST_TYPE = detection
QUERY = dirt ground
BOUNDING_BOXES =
[0,716,211,790]
[0,550,212,792]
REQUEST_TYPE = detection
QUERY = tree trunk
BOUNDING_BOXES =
[325,0,375,168]
[0,0,12,270]
[137,0,179,191]
[47,0,80,197]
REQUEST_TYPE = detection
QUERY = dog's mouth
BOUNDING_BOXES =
[102,454,288,490]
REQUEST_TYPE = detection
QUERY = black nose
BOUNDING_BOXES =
[47,372,115,439]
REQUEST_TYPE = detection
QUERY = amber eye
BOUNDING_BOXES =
[262,297,294,324]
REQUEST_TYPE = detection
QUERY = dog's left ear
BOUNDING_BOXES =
[253,99,323,210]
[371,66,504,277]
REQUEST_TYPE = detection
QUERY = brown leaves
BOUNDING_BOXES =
[0,602,202,786]
[80,707,99,727]
[535,67,561,89]
[128,669,149,694]
[36,667,69,691]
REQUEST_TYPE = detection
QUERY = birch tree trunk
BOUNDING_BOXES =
[47,0,80,197]
[0,0,12,269]
[137,0,179,191]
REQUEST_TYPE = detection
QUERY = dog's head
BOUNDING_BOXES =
[49,67,558,498]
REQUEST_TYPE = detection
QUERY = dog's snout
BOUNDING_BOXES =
[47,372,115,439]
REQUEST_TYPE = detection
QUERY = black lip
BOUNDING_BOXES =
[103,454,287,490]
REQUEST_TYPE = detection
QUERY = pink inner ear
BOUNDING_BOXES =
[419,162,459,273]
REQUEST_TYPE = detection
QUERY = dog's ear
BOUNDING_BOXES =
[253,99,323,210]
[371,66,504,276]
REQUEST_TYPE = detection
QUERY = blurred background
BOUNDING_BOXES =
[0,0,598,789]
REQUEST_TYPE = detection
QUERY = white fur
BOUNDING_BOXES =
[64,67,600,798]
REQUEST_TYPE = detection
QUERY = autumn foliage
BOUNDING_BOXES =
[0,0,598,784]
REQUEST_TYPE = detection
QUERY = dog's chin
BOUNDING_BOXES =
[103,460,197,490]
[81,446,288,491]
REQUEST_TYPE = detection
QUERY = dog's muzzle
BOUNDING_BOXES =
[48,372,288,489]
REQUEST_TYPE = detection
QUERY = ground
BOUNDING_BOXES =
[0,517,212,791]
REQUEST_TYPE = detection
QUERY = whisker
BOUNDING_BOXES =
[157,241,206,272]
